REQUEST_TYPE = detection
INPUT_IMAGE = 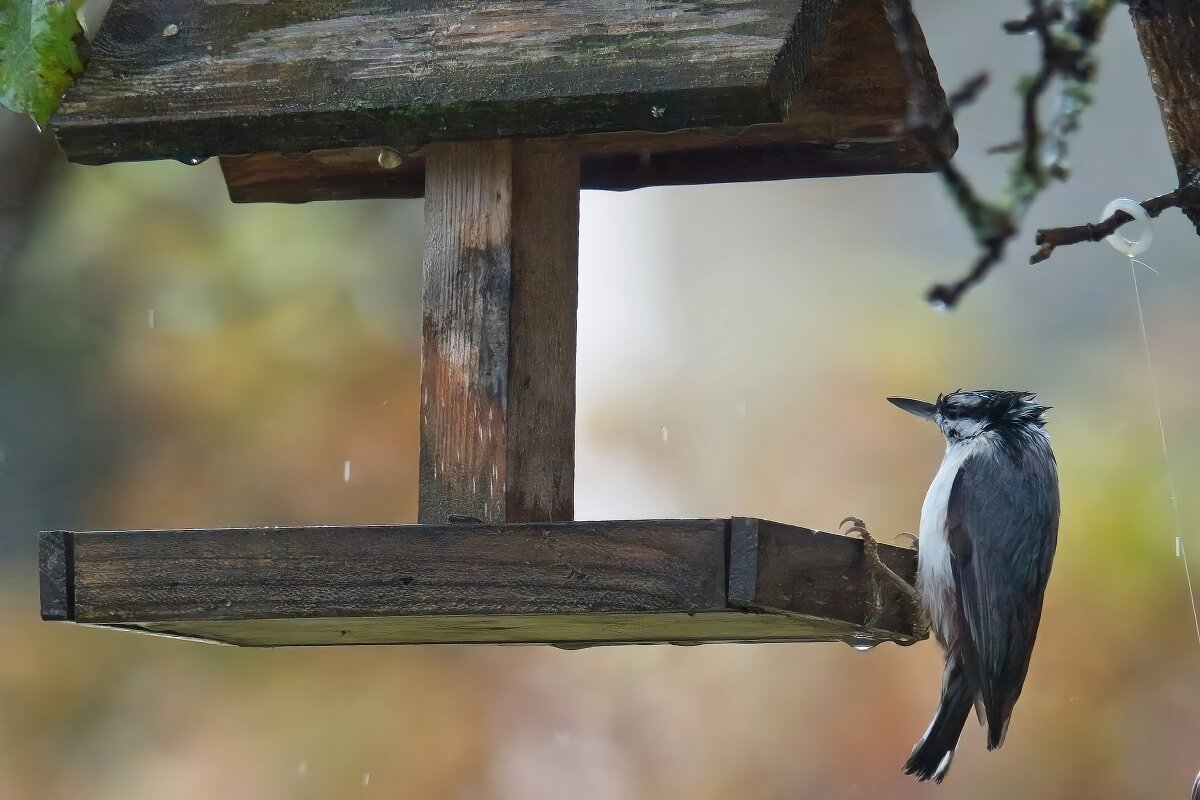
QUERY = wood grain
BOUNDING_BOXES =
[54,0,842,164]
[68,520,727,622]
[506,140,579,523]
[38,531,72,621]
[419,140,579,524]
[42,518,923,647]
[218,0,956,203]
[420,141,514,524]
[728,517,918,634]
[1130,0,1200,232]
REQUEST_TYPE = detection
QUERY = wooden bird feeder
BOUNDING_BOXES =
[39,0,953,647]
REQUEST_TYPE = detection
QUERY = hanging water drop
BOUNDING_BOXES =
[378,148,404,169]
[147,308,156,330]
[178,154,206,166]
[848,638,878,652]
[929,298,950,313]
[343,460,352,483]
[362,773,371,787]
[660,425,669,443]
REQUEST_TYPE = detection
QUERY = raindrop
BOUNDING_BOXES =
[147,308,155,330]
[162,23,179,37]
[660,426,669,443]
[297,760,309,775]
[362,773,371,787]
[343,460,352,483]
[735,402,746,418]
[378,148,404,169]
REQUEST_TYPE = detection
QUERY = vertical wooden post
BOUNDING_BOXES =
[420,140,578,525]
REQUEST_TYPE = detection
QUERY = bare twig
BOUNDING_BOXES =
[947,72,990,114]
[892,0,1119,308]
[1030,184,1200,262]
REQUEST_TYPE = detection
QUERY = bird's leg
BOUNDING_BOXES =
[840,517,930,638]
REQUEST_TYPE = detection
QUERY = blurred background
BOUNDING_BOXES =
[2,1,1199,798]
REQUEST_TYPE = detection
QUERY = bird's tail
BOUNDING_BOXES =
[904,658,975,783]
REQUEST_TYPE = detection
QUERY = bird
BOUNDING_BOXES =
[884,390,1060,782]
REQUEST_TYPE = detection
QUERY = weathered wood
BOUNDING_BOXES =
[1130,0,1200,232]
[419,140,578,524]
[420,141,514,524]
[41,518,923,647]
[506,140,579,523]
[54,0,843,165]
[728,517,917,635]
[38,531,72,621]
[218,0,956,203]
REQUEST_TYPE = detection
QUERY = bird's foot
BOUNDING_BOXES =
[840,517,930,638]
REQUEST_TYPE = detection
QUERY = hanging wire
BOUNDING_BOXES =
[1128,257,1200,649]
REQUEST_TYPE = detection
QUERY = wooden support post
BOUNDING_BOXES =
[420,140,579,525]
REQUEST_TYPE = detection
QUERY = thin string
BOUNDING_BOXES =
[1128,258,1200,648]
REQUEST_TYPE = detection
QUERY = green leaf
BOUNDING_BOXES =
[0,0,86,127]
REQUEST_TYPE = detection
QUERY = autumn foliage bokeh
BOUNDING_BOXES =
[3,3,1200,799]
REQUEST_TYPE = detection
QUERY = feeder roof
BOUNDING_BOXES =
[55,0,954,199]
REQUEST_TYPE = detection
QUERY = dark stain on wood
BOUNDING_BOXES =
[420,141,514,524]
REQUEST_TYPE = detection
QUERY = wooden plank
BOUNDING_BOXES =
[38,531,73,621]
[218,0,956,203]
[506,140,579,523]
[68,520,728,623]
[54,0,843,165]
[43,518,922,646]
[125,611,891,647]
[419,141,514,524]
[728,518,918,635]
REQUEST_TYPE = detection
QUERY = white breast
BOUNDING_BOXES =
[918,437,988,642]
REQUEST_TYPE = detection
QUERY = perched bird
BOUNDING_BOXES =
[888,390,1060,782]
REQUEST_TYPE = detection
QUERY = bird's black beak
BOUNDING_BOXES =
[888,396,937,420]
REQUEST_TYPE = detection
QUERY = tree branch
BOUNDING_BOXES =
[1030,184,1200,263]
[890,0,1119,308]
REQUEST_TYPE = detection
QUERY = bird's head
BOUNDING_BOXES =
[888,390,1049,444]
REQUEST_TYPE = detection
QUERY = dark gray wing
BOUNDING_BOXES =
[946,438,1059,748]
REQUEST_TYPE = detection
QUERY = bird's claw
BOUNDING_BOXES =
[840,517,929,639]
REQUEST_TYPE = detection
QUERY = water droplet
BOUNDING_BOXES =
[834,142,851,151]
[147,308,155,330]
[650,105,666,118]
[378,148,404,169]
[735,402,747,418]
[343,460,352,483]
[660,426,669,443]
[178,155,206,166]
[848,638,878,652]
[162,23,179,37]
[929,298,950,313]
[362,773,371,787]
[297,760,308,775]
[223,598,232,607]
[553,730,570,746]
